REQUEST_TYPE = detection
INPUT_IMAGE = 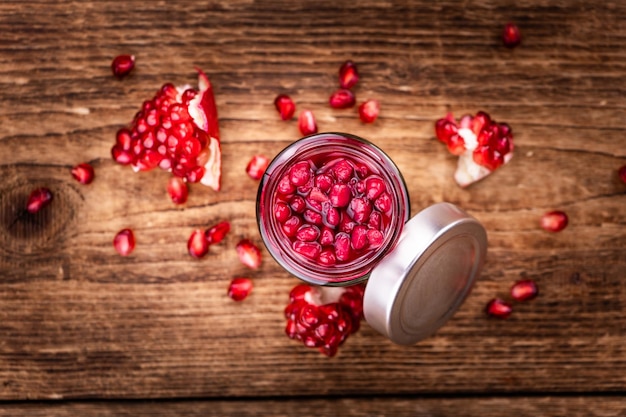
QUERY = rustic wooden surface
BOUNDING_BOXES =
[0,0,625,415]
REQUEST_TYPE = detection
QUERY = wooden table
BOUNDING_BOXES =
[1,1,625,415]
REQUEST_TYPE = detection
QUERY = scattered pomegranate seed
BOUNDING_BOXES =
[111,54,136,79]
[358,99,380,124]
[188,229,209,258]
[502,22,521,48]
[236,239,262,269]
[338,60,359,89]
[70,163,95,185]
[227,277,253,301]
[298,110,318,136]
[540,210,568,232]
[485,298,512,319]
[26,187,53,214]
[274,94,296,120]
[167,177,188,204]
[329,89,356,109]
[205,221,231,245]
[113,228,135,256]
[618,165,626,184]
[511,279,539,302]
[246,154,270,180]
[285,283,364,356]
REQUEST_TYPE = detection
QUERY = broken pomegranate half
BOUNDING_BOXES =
[435,111,514,187]
[111,68,221,191]
[285,283,364,357]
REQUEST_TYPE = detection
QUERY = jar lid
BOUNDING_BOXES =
[363,202,487,345]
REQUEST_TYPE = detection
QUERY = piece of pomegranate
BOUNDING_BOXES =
[167,177,188,204]
[111,54,135,79]
[246,154,270,180]
[111,68,221,191]
[502,23,521,48]
[70,163,95,184]
[236,239,262,269]
[618,165,626,184]
[358,99,380,123]
[511,279,539,302]
[540,210,568,232]
[435,111,514,187]
[188,229,209,258]
[329,89,356,109]
[113,228,135,256]
[298,110,318,136]
[227,277,253,301]
[338,60,359,89]
[26,187,53,214]
[485,298,512,319]
[205,220,230,245]
[274,94,296,120]
[285,283,364,357]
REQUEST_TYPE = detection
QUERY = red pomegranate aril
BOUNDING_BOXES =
[283,216,302,237]
[618,165,626,184]
[358,99,380,124]
[318,250,337,266]
[298,110,318,136]
[289,161,312,186]
[435,116,458,143]
[364,177,385,200]
[113,228,135,256]
[447,134,466,155]
[511,279,539,302]
[350,225,369,250]
[502,22,522,48]
[274,94,296,120]
[26,187,53,214]
[319,227,335,246]
[367,228,384,248]
[329,89,356,109]
[315,174,333,192]
[348,197,372,223]
[277,175,296,195]
[303,209,323,225]
[111,54,135,79]
[167,177,188,204]
[227,277,253,301]
[236,239,262,269]
[334,233,351,261]
[329,184,351,207]
[293,241,322,260]
[368,211,382,229]
[374,192,392,214]
[188,229,209,258]
[485,298,512,319]
[111,145,133,165]
[274,202,292,223]
[338,60,359,89]
[205,220,230,245]
[296,224,320,242]
[332,159,354,182]
[246,154,270,180]
[325,206,340,227]
[540,210,568,232]
[290,195,306,213]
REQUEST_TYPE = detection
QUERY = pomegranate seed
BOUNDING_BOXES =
[227,277,253,301]
[502,22,521,48]
[188,229,209,258]
[290,195,306,213]
[296,224,320,242]
[289,161,312,186]
[113,228,135,256]
[338,60,359,89]
[298,110,318,136]
[350,225,369,250]
[334,233,351,262]
[329,184,351,207]
[274,202,291,223]
[246,154,270,180]
[70,163,95,184]
[293,241,322,260]
[329,89,356,109]
[111,54,135,79]
[236,239,262,269]
[348,197,372,223]
[274,94,296,120]
[540,210,568,232]
[511,279,539,302]
[205,221,230,245]
[26,187,53,214]
[485,298,512,319]
[367,228,384,248]
[283,216,302,237]
[358,99,380,124]
[618,165,626,184]
[167,177,188,204]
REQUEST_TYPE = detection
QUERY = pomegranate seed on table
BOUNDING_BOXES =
[113,228,135,256]
[167,177,188,204]
[485,298,512,319]
[205,221,231,245]
[236,239,262,269]
[70,163,95,184]
[338,60,359,89]
[26,187,53,214]
[511,279,539,302]
[227,277,253,301]
[274,94,296,120]
[502,22,522,48]
[358,99,380,123]
[111,54,135,79]
[246,154,270,180]
[188,229,209,258]
[618,165,626,184]
[540,210,568,232]
[298,110,318,136]
[329,89,356,109]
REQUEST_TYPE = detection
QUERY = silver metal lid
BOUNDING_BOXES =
[363,202,487,345]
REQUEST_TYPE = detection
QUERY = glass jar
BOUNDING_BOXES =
[257,132,487,345]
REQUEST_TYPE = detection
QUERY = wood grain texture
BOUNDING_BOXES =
[0,0,625,406]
